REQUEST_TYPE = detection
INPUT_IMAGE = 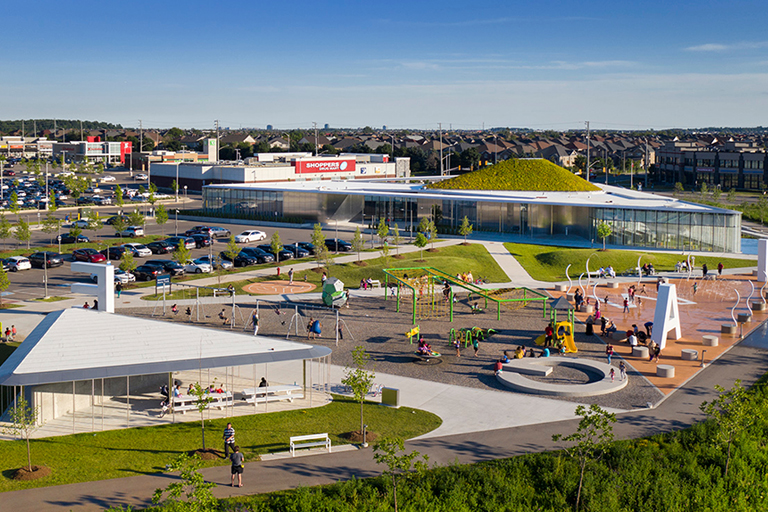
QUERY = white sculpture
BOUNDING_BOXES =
[758,239,768,282]
[71,262,115,313]
[651,283,681,350]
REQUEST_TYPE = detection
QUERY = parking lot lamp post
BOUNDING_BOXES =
[175,209,179,236]
[184,185,187,201]
[57,223,61,254]
[43,253,49,299]
[45,162,49,210]
[175,162,180,202]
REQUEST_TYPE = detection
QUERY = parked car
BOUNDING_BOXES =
[282,243,310,259]
[122,243,152,257]
[190,234,213,248]
[104,215,129,226]
[145,259,185,276]
[91,269,135,284]
[164,236,196,250]
[146,241,174,254]
[117,226,144,238]
[234,230,267,243]
[182,259,213,274]
[193,255,233,270]
[100,246,127,260]
[68,219,91,228]
[100,175,116,182]
[5,256,31,271]
[185,227,213,237]
[57,233,90,245]
[297,242,317,255]
[239,247,275,264]
[208,226,232,239]
[324,239,352,252]
[28,251,64,269]
[72,248,107,263]
[219,250,258,267]
[258,244,294,261]
[134,173,149,180]
[133,264,163,281]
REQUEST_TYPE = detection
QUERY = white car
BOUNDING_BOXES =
[91,269,136,284]
[183,260,213,274]
[5,256,31,272]
[100,175,116,182]
[69,220,90,228]
[235,230,266,243]
[122,243,152,257]
[117,226,144,238]
[134,173,149,180]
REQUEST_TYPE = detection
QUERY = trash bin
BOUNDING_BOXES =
[586,321,594,336]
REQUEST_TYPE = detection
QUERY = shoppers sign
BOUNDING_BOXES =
[295,159,356,174]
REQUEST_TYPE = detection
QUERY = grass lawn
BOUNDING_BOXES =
[504,243,756,282]
[32,296,70,302]
[0,396,440,492]
[140,243,508,300]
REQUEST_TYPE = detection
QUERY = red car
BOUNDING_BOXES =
[72,248,106,263]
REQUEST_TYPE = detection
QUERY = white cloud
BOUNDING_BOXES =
[686,41,768,52]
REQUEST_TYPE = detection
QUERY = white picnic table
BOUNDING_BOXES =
[242,384,304,404]
[172,391,234,414]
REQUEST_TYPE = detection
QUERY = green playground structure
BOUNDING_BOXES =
[383,266,549,324]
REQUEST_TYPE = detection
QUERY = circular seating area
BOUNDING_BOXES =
[495,357,627,397]
[681,349,698,361]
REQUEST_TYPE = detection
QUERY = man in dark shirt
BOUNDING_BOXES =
[230,446,244,487]
[223,423,235,457]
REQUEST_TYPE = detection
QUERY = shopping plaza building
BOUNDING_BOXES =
[201,176,742,253]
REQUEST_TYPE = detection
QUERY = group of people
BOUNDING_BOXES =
[359,278,375,290]
[2,324,16,343]
[598,266,616,279]
[417,336,439,356]
[641,263,656,276]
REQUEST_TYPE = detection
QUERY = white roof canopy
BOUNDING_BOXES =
[0,309,331,386]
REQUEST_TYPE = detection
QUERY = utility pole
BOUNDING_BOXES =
[21,120,25,138]
[54,119,57,141]
[313,122,318,156]
[439,123,443,176]
[139,119,143,153]
[33,120,37,138]
[605,148,609,185]
[644,137,649,189]
[585,121,590,182]
[494,133,498,165]
[80,120,83,141]
[215,120,220,162]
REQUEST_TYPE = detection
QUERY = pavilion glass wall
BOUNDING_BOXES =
[203,188,284,219]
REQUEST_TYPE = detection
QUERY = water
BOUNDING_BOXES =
[742,238,759,255]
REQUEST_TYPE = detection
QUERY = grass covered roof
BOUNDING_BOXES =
[426,159,601,192]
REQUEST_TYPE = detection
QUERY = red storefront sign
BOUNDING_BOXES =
[295,159,356,174]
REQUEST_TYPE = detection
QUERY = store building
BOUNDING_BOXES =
[52,139,132,165]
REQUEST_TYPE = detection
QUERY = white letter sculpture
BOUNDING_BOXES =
[758,239,768,282]
[70,262,115,313]
[651,283,681,350]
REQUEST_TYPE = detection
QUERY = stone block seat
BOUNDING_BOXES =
[737,313,752,324]
[496,358,628,397]
[681,349,698,361]
[752,301,767,312]
[656,364,675,378]
[702,335,719,347]
[721,324,737,336]
[554,284,567,292]
[606,282,619,289]
[632,346,649,358]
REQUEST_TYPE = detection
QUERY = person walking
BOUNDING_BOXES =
[230,445,244,487]
[702,263,708,278]
[306,317,314,340]
[619,361,627,381]
[288,268,294,285]
[623,297,629,313]
[609,368,615,382]
[606,344,614,364]
[251,312,259,336]
[653,344,661,362]
[11,325,16,342]
[223,423,236,457]
[717,262,724,276]
[472,336,479,356]
[116,282,123,298]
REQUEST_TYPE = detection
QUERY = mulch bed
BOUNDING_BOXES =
[341,430,379,443]
[189,448,224,460]
[12,465,51,480]
[353,261,368,267]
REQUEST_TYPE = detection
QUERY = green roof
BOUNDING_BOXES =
[425,159,601,192]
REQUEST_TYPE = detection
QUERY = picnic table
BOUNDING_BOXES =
[171,392,234,414]
[242,384,304,404]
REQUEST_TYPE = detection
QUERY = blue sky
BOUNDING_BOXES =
[3,0,768,130]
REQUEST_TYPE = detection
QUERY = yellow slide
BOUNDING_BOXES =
[534,334,547,346]
[556,321,578,353]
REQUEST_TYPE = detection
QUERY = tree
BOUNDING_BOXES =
[712,186,723,203]
[224,235,240,263]
[128,208,144,228]
[373,437,429,512]
[41,211,61,245]
[311,223,327,268]
[69,224,83,248]
[351,226,365,262]
[426,219,438,250]
[596,221,612,250]
[552,404,616,511]
[341,346,375,439]
[673,182,684,197]
[376,218,389,247]
[700,380,758,478]
[414,232,428,260]
[459,216,473,243]
[14,217,31,249]
[155,204,169,227]
[148,183,158,207]
[152,454,217,512]
[757,195,768,225]
[9,191,19,214]
[0,264,9,308]
[119,250,137,274]
[270,231,283,264]
[189,382,215,450]
[112,216,128,242]
[0,214,13,248]
[459,147,481,171]
[114,184,124,208]
[727,188,737,204]
[391,224,402,256]
[1,396,42,472]
[699,181,709,198]
[173,241,192,266]
[87,212,103,237]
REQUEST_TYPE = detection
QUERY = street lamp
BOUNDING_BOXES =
[175,209,179,236]
[175,162,180,202]
[183,185,188,201]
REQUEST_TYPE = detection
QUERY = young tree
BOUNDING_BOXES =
[112,216,128,242]
[87,212,103,237]
[69,224,84,248]
[14,217,31,249]
[0,214,13,249]
[189,382,215,450]
[376,218,389,247]
[148,183,158,207]
[41,211,62,245]
[727,188,737,204]
[119,250,137,274]
[0,264,9,308]
[596,221,612,250]
[552,404,616,511]
[114,184,124,208]
[224,235,240,263]
[341,346,375,440]
[712,186,722,203]
[673,182,684,197]
[757,195,768,225]
[700,380,758,478]
[270,231,283,264]
[311,222,326,265]
[414,232,428,260]
[155,204,169,227]
[351,227,365,262]
[9,191,19,214]
[391,223,402,256]
[426,219,438,250]
[1,396,42,472]
[373,437,429,512]
[152,454,217,512]
[128,208,144,228]
[459,215,473,243]
[173,241,192,266]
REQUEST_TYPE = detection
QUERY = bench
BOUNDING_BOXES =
[369,279,381,288]
[290,433,331,456]
[242,384,304,404]
[172,392,234,414]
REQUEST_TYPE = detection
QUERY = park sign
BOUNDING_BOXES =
[155,274,171,295]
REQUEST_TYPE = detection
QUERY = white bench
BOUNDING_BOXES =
[242,384,304,404]
[172,392,234,414]
[290,433,331,456]
[369,279,381,288]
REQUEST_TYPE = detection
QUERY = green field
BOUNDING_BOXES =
[504,243,755,282]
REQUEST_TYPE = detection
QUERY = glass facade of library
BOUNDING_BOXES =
[203,188,741,252]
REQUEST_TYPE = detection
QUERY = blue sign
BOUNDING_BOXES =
[156,274,171,286]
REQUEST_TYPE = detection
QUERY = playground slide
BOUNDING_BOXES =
[534,334,546,346]
[558,321,578,354]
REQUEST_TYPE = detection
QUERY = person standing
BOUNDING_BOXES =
[306,317,314,339]
[116,282,123,298]
[10,325,16,342]
[230,445,244,487]
[606,344,614,364]
[250,312,259,336]
[619,361,627,381]
[702,263,708,278]
[223,423,236,457]
[321,272,327,285]
[623,297,629,313]
[717,262,724,276]
[288,268,294,285]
